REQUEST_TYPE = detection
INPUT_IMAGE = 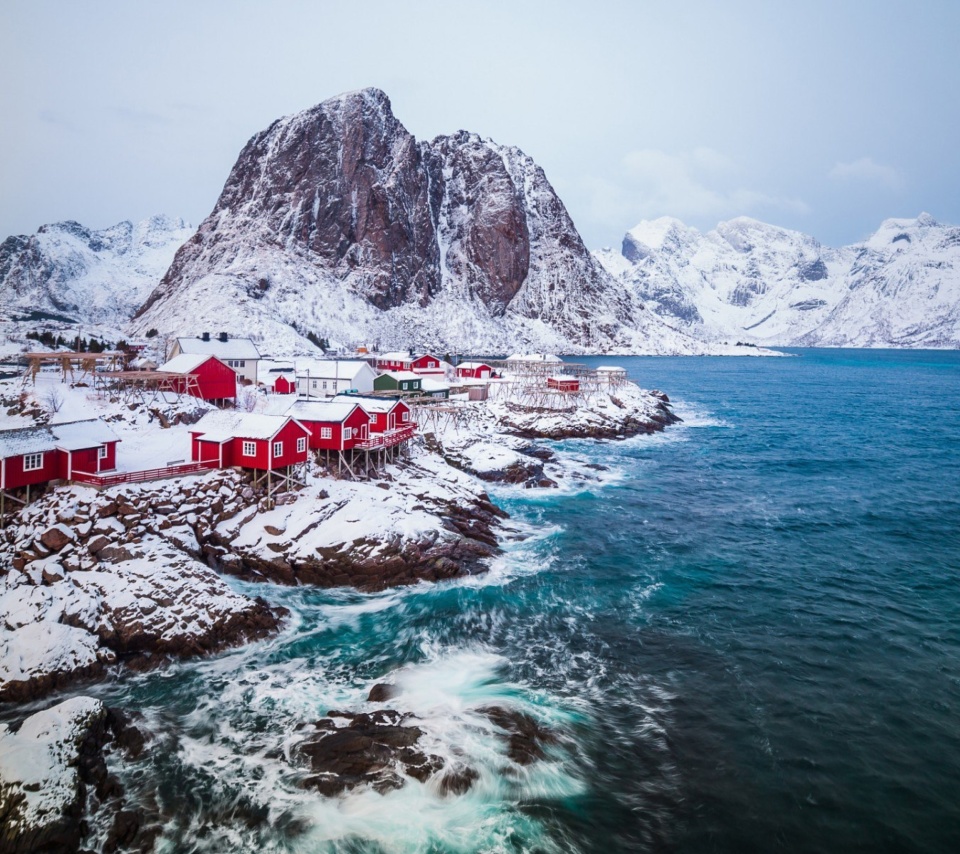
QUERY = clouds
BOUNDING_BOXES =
[580,147,809,238]
[829,157,904,189]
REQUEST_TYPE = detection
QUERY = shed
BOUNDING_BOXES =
[547,375,580,392]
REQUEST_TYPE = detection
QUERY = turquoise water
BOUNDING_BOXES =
[71,350,960,851]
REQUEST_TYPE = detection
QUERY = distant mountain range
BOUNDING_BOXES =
[0,216,192,327]
[2,88,958,353]
[595,213,960,348]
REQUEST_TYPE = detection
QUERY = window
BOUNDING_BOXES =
[98,445,108,459]
[311,380,318,389]
[242,441,256,457]
[401,382,408,390]
[273,441,283,457]
[322,381,327,390]
[297,437,306,453]
[401,411,409,422]
[344,427,353,439]
[23,452,43,471]
[320,427,332,440]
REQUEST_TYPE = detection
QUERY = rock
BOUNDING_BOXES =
[297,709,444,796]
[477,705,558,765]
[367,682,398,702]
[86,534,111,555]
[437,764,479,796]
[40,524,74,552]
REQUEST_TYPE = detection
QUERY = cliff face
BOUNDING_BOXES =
[134,89,696,355]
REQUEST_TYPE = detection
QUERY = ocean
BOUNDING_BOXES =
[81,349,960,852]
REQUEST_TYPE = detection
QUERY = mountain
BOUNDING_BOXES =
[0,216,193,326]
[595,213,960,348]
[132,88,701,355]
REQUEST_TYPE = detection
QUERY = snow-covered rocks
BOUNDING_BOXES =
[0,696,108,853]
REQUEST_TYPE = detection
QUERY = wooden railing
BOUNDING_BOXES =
[353,424,416,450]
[71,460,218,487]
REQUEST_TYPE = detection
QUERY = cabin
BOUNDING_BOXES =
[189,411,309,472]
[272,375,296,394]
[340,394,413,435]
[456,361,493,380]
[373,371,422,394]
[547,375,580,393]
[158,354,237,403]
[420,377,450,399]
[296,360,378,398]
[170,333,261,385]
[375,351,414,372]
[0,419,119,505]
[409,354,447,376]
[286,398,372,452]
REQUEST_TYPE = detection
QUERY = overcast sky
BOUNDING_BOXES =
[2,0,958,250]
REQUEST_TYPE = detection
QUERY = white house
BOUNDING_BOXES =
[170,334,261,385]
[296,360,378,398]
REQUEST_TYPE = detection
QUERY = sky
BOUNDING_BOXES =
[2,0,959,251]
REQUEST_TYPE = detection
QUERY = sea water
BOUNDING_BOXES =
[63,350,960,851]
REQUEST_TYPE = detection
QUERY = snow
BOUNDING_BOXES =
[287,398,364,423]
[49,418,118,451]
[0,696,105,833]
[0,423,58,457]
[192,410,292,442]
[158,353,219,373]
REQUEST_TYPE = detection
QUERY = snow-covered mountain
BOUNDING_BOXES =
[595,213,960,348]
[132,88,703,356]
[0,216,193,326]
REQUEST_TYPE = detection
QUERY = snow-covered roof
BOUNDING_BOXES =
[377,351,413,361]
[596,365,627,372]
[458,361,492,369]
[420,378,450,392]
[548,374,577,382]
[380,371,421,381]
[0,419,118,458]
[287,398,366,423]
[335,394,405,413]
[294,360,374,381]
[50,419,120,451]
[507,353,562,362]
[0,424,58,458]
[177,337,261,360]
[190,411,295,443]
[158,353,214,374]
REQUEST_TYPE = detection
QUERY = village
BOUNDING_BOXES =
[0,333,637,516]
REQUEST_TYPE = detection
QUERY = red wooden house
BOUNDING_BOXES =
[375,351,414,372]
[286,399,372,452]
[338,395,413,437]
[190,412,309,473]
[159,354,237,403]
[547,375,580,392]
[1,419,119,500]
[409,354,446,375]
[456,362,493,380]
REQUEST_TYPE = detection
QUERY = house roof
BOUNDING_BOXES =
[376,351,413,362]
[50,419,120,451]
[287,399,366,424]
[159,353,218,374]
[0,418,119,458]
[379,371,421,382]
[177,337,261,360]
[190,411,300,443]
[458,361,492,370]
[294,360,374,381]
[420,378,450,392]
[0,424,58,458]
[335,394,406,413]
[548,374,577,382]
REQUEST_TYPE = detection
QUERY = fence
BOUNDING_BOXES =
[71,460,218,488]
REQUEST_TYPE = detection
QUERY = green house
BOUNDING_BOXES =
[373,371,422,394]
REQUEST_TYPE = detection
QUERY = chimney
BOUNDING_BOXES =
[219,332,229,343]
[201,331,210,342]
